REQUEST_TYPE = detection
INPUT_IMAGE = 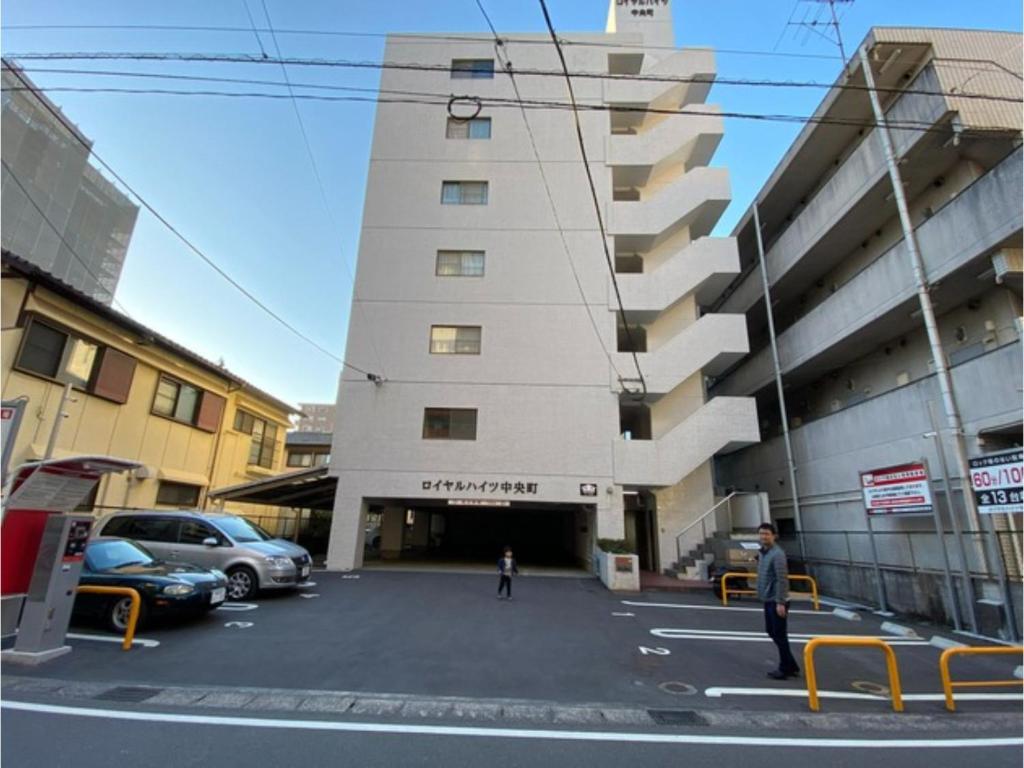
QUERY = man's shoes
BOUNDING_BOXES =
[786,668,801,679]
[766,670,788,680]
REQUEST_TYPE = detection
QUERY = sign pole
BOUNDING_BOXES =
[981,513,1020,642]
[865,513,888,613]
[922,457,962,631]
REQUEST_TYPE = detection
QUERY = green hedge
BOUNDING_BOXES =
[597,538,635,555]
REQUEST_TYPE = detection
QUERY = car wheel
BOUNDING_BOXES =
[226,566,258,601]
[107,596,146,634]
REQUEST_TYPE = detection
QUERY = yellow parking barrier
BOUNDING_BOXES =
[804,636,903,712]
[939,645,1024,712]
[720,572,820,610]
[75,586,141,651]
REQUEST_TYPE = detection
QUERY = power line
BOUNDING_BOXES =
[537,0,647,400]
[1,158,132,315]
[5,71,377,378]
[7,51,1021,105]
[471,0,635,394]
[257,0,387,380]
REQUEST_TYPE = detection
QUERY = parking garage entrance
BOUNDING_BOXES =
[364,500,593,570]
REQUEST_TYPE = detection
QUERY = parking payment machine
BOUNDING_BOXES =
[1,456,140,664]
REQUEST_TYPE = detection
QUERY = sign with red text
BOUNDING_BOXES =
[969,449,1023,515]
[860,462,933,516]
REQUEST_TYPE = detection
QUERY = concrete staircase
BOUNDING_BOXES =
[664,528,760,581]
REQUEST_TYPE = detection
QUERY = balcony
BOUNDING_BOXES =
[615,237,740,318]
[614,396,759,487]
[713,146,1023,397]
[606,106,723,188]
[613,313,748,396]
[603,49,716,110]
[607,166,730,252]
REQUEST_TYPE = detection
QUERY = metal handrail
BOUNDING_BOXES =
[76,586,141,651]
[674,491,740,566]
[939,646,1024,712]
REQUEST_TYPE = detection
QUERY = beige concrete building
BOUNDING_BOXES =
[326,1,758,573]
[2,251,298,522]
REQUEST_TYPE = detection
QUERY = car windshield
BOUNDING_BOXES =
[213,516,273,543]
[86,540,156,571]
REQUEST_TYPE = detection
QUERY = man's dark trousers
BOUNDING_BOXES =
[764,601,799,675]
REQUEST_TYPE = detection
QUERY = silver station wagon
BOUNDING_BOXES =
[97,510,313,600]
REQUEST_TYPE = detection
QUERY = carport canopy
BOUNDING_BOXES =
[207,466,336,510]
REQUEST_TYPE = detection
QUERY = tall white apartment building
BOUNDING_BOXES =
[327,1,759,573]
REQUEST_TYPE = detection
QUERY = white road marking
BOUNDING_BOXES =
[223,621,254,629]
[341,575,360,580]
[299,594,320,599]
[217,603,258,612]
[297,582,318,588]
[3,700,1020,749]
[638,646,671,656]
[621,601,818,616]
[66,633,160,648]
[612,612,635,617]
[650,628,927,645]
[705,687,1024,704]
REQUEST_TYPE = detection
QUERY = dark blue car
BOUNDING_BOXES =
[73,537,228,632]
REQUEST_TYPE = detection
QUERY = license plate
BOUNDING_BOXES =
[300,566,310,577]
[211,588,226,604]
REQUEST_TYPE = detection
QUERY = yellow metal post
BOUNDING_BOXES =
[804,636,904,712]
[939,646,1024,712]
[75,586,141,651]
[721,572,819,610]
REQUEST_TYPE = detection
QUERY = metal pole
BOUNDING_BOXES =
[922,456,962,631]
[43,383,74,461]
[981,511,1020,641]
[927,400,979,633]
[752,202,805,563]
[866,514,889,613]
[858,45,986,541]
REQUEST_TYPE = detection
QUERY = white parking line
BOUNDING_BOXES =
[66,633,160,648]
[622,601,819,616]
[705,686,1024,703]
[650,628,927,645]
[2,700,1021,749]
[216,603,258,612]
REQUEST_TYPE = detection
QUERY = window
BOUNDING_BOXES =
[446,117,491,139]
[441,181,488,205]
[16,318,137,403]
[179,519,219,544]
[430,326,482,355]
[450,59,494,79]
[155,481,202,508]
[152,376,201,424]
[287,450,329,468]
[436,250,485,277]
[234,409,279,469]
[423,408,477,440]
[102,515,180,543]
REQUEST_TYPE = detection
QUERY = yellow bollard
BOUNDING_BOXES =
[75,586,141,651]
[939,646,1024,712]
[804,636,903,712]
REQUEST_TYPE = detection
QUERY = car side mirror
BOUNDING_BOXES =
[202,537,219,547]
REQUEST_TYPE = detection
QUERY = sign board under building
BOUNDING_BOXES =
[969,449,1023,515]
[859,462,934,516]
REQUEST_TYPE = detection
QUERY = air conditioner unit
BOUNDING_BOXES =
[132,465,155,480]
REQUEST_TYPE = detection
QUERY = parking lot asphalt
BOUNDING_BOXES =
[4,570,1022,716]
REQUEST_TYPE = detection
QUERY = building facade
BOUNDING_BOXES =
[295,402,336,434]
[326,1,758,571]
[1,60,138,305]
[1,252,298,522]
[711,29,1022,628]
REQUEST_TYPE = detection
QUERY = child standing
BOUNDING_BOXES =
[497,547,518,600]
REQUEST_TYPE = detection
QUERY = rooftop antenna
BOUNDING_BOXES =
[776,0,854,64]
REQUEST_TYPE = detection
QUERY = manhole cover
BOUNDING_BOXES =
[658,681,698,696]
[647,709,708,727]
[94,686,163,703]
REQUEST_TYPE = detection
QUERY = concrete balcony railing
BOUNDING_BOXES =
[607,166,730,246]
[713,146,1023,397]
[604,49,716,109]
[613,396,759,487]
[606,106,723,182]
[613,313,748,395]
[615,236,740,314]
[720,70,951,315]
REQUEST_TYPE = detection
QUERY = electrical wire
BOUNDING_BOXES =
[4,72,378,379]
[470,0,635,394]
[6,51,1020,105]
[1,158,133,315]
[537,0,647,400]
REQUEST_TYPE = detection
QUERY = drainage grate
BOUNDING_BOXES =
[94,686,164,703]
[647,709,708,727]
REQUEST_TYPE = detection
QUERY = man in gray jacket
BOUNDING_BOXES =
[757,522,800,680]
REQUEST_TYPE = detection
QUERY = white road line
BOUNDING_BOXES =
[622,601,819,616]
[2,700,1020,749]
[66,633,160,648]
[611,612,635,617]
[705,687,1024,703]
[650,628,926,645]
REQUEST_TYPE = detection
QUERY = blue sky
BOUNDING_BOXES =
[2,1,1020,407]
